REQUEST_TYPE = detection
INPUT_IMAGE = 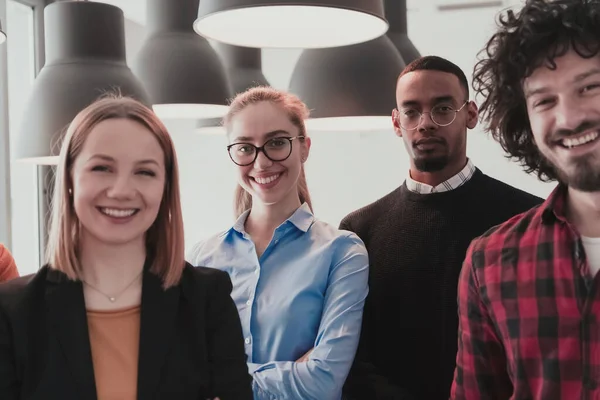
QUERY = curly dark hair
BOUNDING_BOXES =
[473,0,600,181]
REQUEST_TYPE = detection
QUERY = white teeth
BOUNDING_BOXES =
[561,131,599,148]
[254,174,280,184]
[100,208,136,218]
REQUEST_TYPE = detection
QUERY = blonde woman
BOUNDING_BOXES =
[188,87,369,400]
[0,96,252,400]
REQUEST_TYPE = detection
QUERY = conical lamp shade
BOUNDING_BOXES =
[0,19,6,44]
[194,0,389,49]
[214,42,269,95]
[385,0,420,63]
[289,35,405,131]
[133,0,231,120]
[15,1,149,161]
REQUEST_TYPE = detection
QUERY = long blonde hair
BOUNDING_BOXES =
[46,95,185,288]
[223,86,313,218]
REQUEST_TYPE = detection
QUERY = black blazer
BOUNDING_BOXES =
[0,262,253,400]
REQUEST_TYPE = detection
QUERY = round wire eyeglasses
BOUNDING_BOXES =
[393,101,468,130]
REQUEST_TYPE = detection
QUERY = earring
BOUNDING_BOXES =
[68,188,72,195]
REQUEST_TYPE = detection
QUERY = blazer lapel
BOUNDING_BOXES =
[45,268,97,399]
[136,270,180,399]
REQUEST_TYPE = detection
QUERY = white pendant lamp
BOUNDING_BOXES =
[194,0,389,49]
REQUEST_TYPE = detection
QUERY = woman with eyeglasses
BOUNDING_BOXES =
[188,86,369,400]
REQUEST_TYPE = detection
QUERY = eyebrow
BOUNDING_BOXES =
[400,95,456,108]
[525,67,600,99]
[232,130,291,142]
[87,154,160,166]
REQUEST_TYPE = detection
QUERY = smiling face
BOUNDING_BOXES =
[524,50,600,192]
[227,101,310,209]
[70,118,166,247]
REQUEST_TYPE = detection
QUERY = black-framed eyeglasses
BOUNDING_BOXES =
[227,136,305,166]
[393,101,468,131]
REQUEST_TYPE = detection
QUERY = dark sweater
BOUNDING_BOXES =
[340,169,543,400]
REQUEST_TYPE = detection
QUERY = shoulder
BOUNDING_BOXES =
[467,205,542,267]
[309,220,369,272]
[0,243,11,260]
[339,186,402,231]
[180,262,232,296]
[186,230,230,266]
[0,266,49,318]
[312,219,366,250]
[0,244,18,279]
[477,172,544,205]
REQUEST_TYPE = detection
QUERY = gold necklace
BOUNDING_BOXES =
[82,270,143,303]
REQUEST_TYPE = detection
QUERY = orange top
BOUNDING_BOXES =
[0,244,19,282]
[87,305,141,400]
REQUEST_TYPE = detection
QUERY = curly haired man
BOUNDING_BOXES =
[452,1,600,399]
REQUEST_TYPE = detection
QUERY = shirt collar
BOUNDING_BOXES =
[406,158,476,194]
[539,184,568,225]
[227,202,315,235]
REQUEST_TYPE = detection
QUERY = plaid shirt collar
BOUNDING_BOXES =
[538,184,569,225]
[405,158,476,194]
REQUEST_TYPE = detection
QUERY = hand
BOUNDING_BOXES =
[296,347,313,363]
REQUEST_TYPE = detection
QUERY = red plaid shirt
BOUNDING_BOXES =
[451,185,600,400]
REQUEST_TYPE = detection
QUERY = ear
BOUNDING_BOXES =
[301,136,311,163]
[466,101,479,130]
[392,109,403,137]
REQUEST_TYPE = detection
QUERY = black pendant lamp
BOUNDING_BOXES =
[288,35,405,131]
[214,42,269,95]
[385,0,420,64]
[133,0,231,120]
[0,19,6,44]
[194,0,389,49]
[15,1,149,161]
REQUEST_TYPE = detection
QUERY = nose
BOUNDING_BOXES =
[417,111,437,133]
[106,173,136,200]
[254,149,273,169]
[554,98,588,131]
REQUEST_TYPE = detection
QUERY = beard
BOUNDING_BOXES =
[414,155,449,172]
[549,154,600,192]
[543,120,600,192]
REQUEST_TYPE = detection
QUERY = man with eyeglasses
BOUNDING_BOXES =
[340,56,543,400]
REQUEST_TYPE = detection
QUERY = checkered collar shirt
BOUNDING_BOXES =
[406,159,476,194]
[451,184,600,399]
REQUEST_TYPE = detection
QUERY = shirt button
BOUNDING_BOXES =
[246,299,252,306]
[254,268,259,274]
[245,337,251,344]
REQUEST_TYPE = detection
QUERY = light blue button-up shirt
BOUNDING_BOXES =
[187,203,369,400]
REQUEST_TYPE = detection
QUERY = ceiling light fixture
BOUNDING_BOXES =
[133,0,231,120]
[289,35,405,132]
[16,1,149,162]
[214,42,269,94]
[194,0,389,49]
[385,0,420,64]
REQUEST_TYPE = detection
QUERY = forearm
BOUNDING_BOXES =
[251,359,341,400]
